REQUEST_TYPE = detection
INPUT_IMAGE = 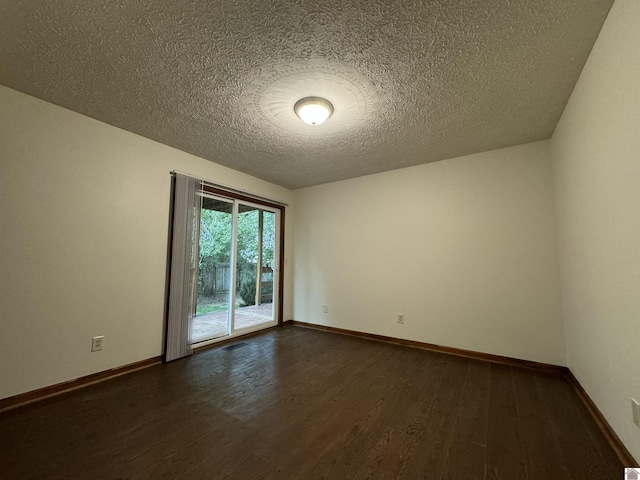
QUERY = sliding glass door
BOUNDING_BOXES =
[191,195,279,345]
[234,204,277,330]
[192,195,234,343]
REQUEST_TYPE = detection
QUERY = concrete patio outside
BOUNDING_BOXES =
[190,302,274,343]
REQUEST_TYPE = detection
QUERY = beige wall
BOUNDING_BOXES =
[0,85,294,400]
[551,0,640,461]
[293,141,565,365]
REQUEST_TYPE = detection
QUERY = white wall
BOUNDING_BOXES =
[0,85,294,400]
[293,141,565,365]
[551,0,640,461]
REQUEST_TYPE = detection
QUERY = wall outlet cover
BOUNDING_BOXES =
[91,336,104,352]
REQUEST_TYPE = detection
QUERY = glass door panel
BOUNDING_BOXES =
[191,195,234,343]
[234,204,277,330]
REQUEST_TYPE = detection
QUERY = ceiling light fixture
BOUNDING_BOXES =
[294,97,334,125]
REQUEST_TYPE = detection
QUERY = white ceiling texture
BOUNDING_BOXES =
[0,0,614,189]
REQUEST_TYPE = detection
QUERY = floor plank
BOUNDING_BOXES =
[485,364,529,479]
[511,367,570,480]
[539,372,623,479]
[440,360,491,480]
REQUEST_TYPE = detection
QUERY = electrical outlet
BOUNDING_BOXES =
[91,336,104,352]
[397,313,405,324]
[323,304,329,314]
[632,398,640,427]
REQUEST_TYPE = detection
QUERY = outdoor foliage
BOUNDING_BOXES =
[237,261,257,307]
[198,207,275,306]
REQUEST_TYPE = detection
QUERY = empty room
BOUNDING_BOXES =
[1,0,638,478]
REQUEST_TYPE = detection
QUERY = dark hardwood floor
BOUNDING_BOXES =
[0,326,623,479]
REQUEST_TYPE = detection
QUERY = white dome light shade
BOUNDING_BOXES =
[294,97,334,125]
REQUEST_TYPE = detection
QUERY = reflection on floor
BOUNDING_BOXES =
[190,303,274,343]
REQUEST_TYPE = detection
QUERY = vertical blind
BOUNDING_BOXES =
[165,174,202,362]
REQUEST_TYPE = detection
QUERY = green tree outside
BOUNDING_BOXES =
[198,207,275,310]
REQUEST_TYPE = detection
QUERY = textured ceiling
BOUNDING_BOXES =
[0,0,613,189]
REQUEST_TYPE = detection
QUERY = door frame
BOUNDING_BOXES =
[192,184,285,348]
